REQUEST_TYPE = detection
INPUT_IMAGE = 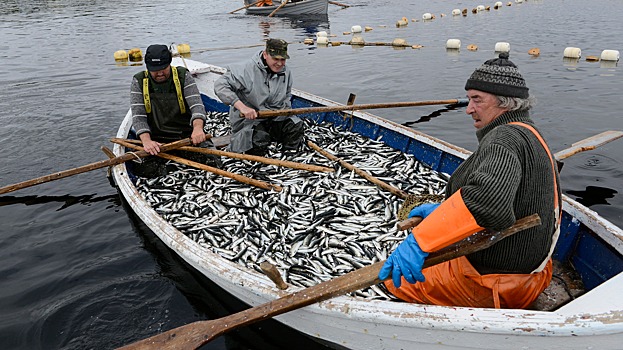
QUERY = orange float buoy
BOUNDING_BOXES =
[586,55,600,62]
[528,48,540,56]
[467,44,478,51]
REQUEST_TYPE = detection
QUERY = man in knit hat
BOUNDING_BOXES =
[379,53,561,309]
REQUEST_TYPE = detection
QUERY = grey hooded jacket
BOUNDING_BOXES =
[214,51,301,153]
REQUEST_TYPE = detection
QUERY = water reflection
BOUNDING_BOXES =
[0,193,120,211]
[566,186,618,207]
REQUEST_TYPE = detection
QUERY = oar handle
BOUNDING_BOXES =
[257,99,469,118]
[0,138,192,195]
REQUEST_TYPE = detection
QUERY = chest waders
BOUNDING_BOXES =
[141,66,191,141]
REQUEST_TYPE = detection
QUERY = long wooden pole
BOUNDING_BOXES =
[329,1,350,8]
[308,140,410,199]
[229,0,261,14]
[268,0,289,17]
[0,138,192,195]
[257,99,469,118]
[117,213,540,350]
[110,139,282,192]
[119,138,334,173]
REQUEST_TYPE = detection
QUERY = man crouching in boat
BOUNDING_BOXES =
[379,53,561,309]
[214,38,304,157]
[130,44,221,177]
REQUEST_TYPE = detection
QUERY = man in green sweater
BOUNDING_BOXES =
[380,53,562,309]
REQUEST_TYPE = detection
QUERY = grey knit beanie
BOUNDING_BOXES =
[465,52,529,98]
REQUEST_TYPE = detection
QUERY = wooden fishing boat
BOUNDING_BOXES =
[243,0,328,16]
[112,58,623,349]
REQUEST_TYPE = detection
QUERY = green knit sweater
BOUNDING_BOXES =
[446,110,561,274]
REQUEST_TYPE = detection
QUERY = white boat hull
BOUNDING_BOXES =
[245,0,328,16]
[113,58,623,349]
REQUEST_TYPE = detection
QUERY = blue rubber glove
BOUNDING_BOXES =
[408,202,440,219]
[378,234,428,288]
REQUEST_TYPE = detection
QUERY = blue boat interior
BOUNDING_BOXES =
[198,94,623,294]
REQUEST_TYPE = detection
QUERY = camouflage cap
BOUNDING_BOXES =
[266,38,290,59]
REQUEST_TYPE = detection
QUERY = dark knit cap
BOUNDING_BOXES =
[465,52,529,98]
[145,44,172,71]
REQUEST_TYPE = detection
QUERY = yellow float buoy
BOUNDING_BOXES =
[364,26,373,32]
[331,41,342,47]
[411,44,423,49]
[462,8,468,16]
[392,38,408,47]
[467,44,478,51]
[396,19,408,27]
[176,43,191,55]
[114,50,128,61]
[304,38,314,45]
[528,47,540,56]
[128,48,143,62]
[343,31,351,35]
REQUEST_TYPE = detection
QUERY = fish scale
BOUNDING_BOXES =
[135,112,448,299]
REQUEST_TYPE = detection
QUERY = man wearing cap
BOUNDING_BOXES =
[214,38,304,156]
[379,53,561,309]
[130,44,219,177]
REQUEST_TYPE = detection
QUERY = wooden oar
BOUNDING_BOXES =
[111,138,282,192]
[268,0,288,17]
[118,213,540,350]
[554,130,623,161]
[120,138,334,173]
[308,140,410,199]
[0,138,192,195]
[257,99,469,118]
[329,1,350,8]
[229,0,261,14]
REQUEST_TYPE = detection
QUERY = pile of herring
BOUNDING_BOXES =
[135,111,450,300]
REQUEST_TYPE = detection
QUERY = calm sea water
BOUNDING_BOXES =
[1,0,622,349]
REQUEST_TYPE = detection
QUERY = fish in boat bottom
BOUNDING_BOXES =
[134,111,584,305]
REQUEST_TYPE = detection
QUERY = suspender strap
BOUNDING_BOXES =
[509,122,561,273]
[142,71,151,114]
[171,66,186,115]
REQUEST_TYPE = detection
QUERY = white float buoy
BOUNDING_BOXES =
[396,19,408,27]
[316,31,328,38]
[316,36,329,45]
[351,25,362,33]
[516,0,524,3]
[563,47,582,59]
[600,49,620,61]
[452,9,461,16]
[494,42,511,53]
[477,5,485,12]
[422,13,432,20]
[494,1,503,8]
[446,39,461,50]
